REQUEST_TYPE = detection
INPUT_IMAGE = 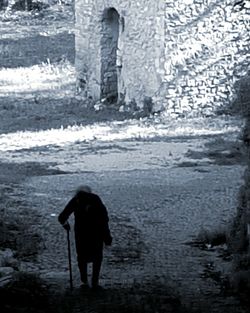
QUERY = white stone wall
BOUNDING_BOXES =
[75,0,165,106]
[162,0,250,115]
[76,0,250,115]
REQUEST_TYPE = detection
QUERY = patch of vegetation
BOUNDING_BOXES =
[185,137,246,166]
[0,167,50,312]
[190,203,249,301]
[192,73,250,303]
[11,0,49,12]
[0,208,43,261]
[227,192,250,303]
[225,73,250,301]
[0,1,74,29]
[1,272,51,313]
[229,70,250,117]
[0,58,75,93]
[0,181,44,261]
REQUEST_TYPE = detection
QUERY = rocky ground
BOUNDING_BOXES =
[0,3,249,313]
[0,128,248,313]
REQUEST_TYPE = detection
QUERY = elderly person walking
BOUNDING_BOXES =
[58,185,112,290]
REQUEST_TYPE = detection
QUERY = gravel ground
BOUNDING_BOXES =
[0,120,247,312]
[15,160,245,313]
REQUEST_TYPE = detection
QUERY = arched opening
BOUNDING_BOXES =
[100,8,119,104]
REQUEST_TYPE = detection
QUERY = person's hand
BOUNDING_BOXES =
[63,221,70,231]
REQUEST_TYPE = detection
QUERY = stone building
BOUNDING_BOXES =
[75,0,250,115]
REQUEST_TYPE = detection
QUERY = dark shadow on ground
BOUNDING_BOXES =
[0,32,74,68]
[177,136,246,167]
[1,272,51,313]
[56,281,188,313]
[1,277,204,313]
[0,161,67,183]
[0,96,141,134]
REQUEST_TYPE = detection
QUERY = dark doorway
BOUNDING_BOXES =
[100,8,119,104]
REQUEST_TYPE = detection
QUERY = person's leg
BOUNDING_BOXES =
[79,261,88,284]
[75,237,88,284]
[92,258,102,288]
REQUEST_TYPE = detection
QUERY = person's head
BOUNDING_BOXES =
[75,185,92,196]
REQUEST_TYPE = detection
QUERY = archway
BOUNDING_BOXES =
[100,8,119,104]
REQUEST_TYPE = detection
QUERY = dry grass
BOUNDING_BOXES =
[0,1,74,24]
[0,59,76,97]
[219,73,250,300]
[0,212,43,261]
[0,186,43,261]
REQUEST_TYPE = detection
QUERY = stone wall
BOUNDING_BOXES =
[76,0,250,115]
[100,7,119,103]
[75,0,165,105]
[162,0,250,116]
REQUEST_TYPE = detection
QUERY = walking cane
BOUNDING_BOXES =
[66,228,73,291]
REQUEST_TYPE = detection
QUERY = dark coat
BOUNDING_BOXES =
[58,191,112,262]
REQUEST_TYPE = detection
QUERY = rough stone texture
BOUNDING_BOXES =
[23,164,246,312]
[75,0,250,114]
[75,0,165,106]
[100,8,119,103]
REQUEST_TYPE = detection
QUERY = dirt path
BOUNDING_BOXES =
[0,6,247,312]
[20,161,245,312]
[0,95,245,312]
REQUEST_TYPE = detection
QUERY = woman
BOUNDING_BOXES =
[58,185,112,289]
